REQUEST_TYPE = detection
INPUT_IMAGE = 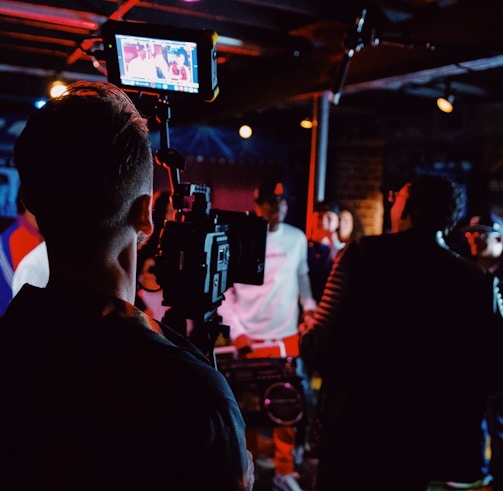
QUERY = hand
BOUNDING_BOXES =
[235,334,253,357]
[298,321,314,336]
[301,310,316,332]
[298,321,308,336]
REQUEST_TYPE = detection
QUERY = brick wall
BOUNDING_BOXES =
[325,142,385,236]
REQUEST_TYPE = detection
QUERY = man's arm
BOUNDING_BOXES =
[299,241,356,374]
[218,286,254,356]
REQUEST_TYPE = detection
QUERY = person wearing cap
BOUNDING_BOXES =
[463,211,503,491]
[218,180,317,491]
[463,212,503,275]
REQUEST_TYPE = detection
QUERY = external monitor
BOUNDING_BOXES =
[101,20,219,102]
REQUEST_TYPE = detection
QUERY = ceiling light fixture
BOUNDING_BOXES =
[239,124,252,139]
[300,117,313,129]
[436,84,455,113]
[437,93,455,113]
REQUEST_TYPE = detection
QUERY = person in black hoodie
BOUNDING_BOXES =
[300,174,503,491]
[0,81,253,491]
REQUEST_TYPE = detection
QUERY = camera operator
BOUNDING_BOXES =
[0,81,254,491]
[218,180,317,491]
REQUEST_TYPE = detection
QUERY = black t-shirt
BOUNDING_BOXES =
[0,285,251,491]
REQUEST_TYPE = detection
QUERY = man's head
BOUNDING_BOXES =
[253,181,287,232]
[390,174,465,235]
[463,213,503,261]
[310,201,339,243]
[338,208,354,242]
[137,44,147,59]
[14,81,153,248]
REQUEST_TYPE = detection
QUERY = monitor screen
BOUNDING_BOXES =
[102,20,218,101]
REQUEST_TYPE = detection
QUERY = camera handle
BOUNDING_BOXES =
[153,95,185,209]
[189,310,230,368]
[161,307,229,368]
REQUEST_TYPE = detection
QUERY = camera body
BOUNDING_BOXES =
[155,183,267,320]
[101,19,219,102]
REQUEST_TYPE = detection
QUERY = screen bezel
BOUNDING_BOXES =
[101,20,218,102]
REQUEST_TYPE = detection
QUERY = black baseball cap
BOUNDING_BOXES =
[254,181,284,204]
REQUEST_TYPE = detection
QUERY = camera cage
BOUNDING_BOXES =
[153,158,267,362]
[101,21,267,361]
[154,181,268,319]
[101,19,219,102]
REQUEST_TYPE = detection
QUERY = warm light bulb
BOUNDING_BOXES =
[300,118,313,129]
[239,124,252,139]
[49,80,67,98]
[436,95,454,113]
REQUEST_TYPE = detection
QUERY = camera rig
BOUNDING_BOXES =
[102,20,267,365]
[153,97,267,365]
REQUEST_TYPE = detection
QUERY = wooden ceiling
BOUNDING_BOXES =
[1,0,502,125]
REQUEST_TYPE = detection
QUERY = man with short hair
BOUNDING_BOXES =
[0,81,253,491]
[300,174,503,491]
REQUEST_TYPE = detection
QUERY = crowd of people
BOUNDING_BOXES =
[1,79,502,491]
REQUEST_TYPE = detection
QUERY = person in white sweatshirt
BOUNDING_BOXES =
[218,180,316,491]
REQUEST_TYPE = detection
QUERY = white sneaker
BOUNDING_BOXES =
[272,472,303,491]
[255,457,275,472]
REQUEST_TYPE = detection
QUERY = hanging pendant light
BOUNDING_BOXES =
[437,83,455,113]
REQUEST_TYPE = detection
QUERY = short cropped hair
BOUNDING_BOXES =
[314,201,340,215]
[14,81,153,238]
[406,174,465,234]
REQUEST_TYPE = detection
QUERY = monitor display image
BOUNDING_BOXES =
[102,20,218,101]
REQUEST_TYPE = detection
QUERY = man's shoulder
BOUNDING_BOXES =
[0,290,234,403]
[344,233,387,255]
[280,222,307,239]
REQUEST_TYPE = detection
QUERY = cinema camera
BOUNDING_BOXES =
[102,20,268,363]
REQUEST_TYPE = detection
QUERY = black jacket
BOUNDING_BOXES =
[301,229,503,490]
[0,284,252,491]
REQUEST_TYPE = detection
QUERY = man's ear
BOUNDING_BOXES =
[133,194,154,236]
